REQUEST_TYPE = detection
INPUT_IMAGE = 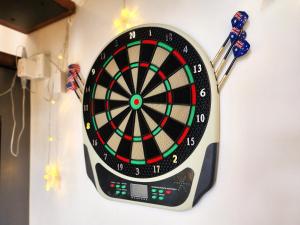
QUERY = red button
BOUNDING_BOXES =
[110,183,115,188]
[165,190,172,194]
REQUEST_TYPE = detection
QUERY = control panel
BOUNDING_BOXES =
[96,163,194,207]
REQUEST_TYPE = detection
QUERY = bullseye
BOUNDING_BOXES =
[130,94,143,110]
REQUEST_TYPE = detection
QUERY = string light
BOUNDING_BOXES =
[48,136,54,142]
[44,87,59,191]
[113,1,139,33]
[57,54,64,60]
[43,163,61,191]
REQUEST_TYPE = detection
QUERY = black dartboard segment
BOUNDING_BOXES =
[83,26,211,178]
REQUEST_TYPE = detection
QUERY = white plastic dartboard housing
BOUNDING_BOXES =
[82,24,219,211]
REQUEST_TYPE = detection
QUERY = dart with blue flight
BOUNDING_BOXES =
[211,11,249,66]
[217,39,250,89]
[66,65,83,100]
[66,79,81,99]
[68,64,84,94]
[215,28,247,76]
[231,11,249,29]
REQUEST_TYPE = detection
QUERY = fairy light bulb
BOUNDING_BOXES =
[44,163,61,191]
[113,7,139,33]
[121,8,130,17]
[57,54,64,60]
[48,136,54,142]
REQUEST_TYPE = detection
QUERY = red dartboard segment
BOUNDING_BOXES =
[123,135,133,141]
[177,127,190,145]
[96,132,105,145]
[140,62,149,68]
[167,92,173,104]
[142,133,153,141]
[147,155,163,164]
[113,46,126,55]
[142,40,157,45]
[96,69,103,82]
[116,154,130,163]
[158,70,166,80]
[191,84,197,105]
[109,80,115,89]
[172,50,186,65]
[121,65,130,73]
[105,101,109,110]
[110,121,117,130]
[160,116,169,127]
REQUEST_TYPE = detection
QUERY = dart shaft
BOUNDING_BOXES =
[215,58,226,77]
[217,58,236,89]
[215,37,238,77]
[224,44,234,60]
[211,47,224,66]
[211,36,230,66]
[74,88,80,99]
[75,88,83,102]
[224,57,237,75]
[74,76,84,93]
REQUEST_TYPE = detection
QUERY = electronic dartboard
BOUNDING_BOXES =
[82,24,219,210]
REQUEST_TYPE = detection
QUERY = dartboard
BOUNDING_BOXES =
[83,25,211,179]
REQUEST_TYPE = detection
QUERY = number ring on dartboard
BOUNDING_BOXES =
[83,26,211,178]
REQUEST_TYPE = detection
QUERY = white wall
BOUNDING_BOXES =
[25,0,300,225]
[0,25,28,56]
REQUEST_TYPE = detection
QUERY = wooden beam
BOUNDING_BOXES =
[0,0,76,34]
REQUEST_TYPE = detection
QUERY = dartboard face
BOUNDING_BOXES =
[83,25,211,178]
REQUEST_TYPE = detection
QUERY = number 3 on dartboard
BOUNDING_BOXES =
[135,168,140,176]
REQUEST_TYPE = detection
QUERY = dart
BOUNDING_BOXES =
[211,11,249,66]
[231,11,249,29]
[68,64,82,81]
[217,39,250,89]
[68,64,84,93]
[230,28,247,44]
[68,70,84,94]
[66,80,81,100]
[66,72,82,101]
[215,28,247,77]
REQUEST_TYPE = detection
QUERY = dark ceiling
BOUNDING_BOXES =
[0,0,75,34]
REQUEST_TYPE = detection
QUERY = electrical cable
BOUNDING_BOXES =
[0,73,17,97]
[7,45,27,157]
[10,88,26,157]
[9,87,17,157]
